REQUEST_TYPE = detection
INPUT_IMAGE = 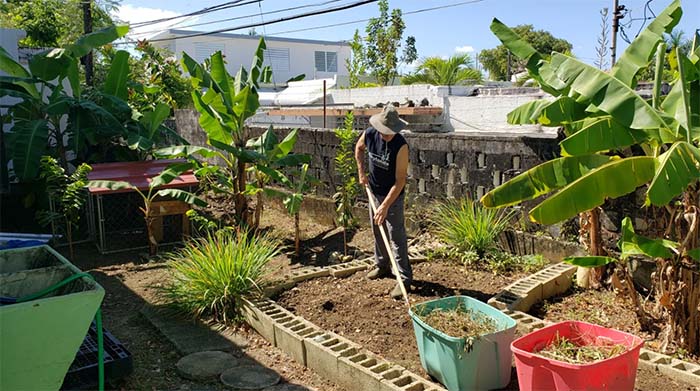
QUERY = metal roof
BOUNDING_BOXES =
[154,29,350,47]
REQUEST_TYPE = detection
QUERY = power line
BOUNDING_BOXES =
[140,0,380,43]
[130,0,261,28]
[130,0,344,37]
[260,0,486,37]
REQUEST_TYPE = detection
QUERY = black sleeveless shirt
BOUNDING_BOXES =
[365,127,408,196]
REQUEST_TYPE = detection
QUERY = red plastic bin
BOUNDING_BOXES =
[511,320,644,391]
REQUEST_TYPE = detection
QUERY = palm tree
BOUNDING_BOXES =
[402,54,482,92]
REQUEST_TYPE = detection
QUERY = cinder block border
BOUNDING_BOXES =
[246,252,700,389]
[488,262,576,312]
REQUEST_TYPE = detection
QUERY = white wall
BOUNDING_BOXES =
[156,34,350,83]
[327,84,552,133]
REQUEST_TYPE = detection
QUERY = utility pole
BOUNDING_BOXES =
[82,0,94,86]
[506,49,512,82]
[611,0,626,66]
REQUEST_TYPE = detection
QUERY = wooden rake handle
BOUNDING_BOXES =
[365,186,410,306]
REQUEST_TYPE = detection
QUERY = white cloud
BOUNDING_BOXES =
[112,5,199,40]
[455,45,475,53]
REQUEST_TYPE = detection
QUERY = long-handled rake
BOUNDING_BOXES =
[365,186,409,306]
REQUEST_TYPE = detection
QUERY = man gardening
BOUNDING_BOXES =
[355,105,412,299]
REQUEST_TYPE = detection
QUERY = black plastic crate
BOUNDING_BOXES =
[61,323,133,390]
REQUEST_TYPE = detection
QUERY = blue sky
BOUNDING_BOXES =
[115,0,700,71]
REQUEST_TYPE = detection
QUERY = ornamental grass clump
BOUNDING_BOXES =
[160,229,280,324]
[433,197,515,257]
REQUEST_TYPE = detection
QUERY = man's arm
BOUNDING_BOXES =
[373,144,408,225]
[355,131,368,186]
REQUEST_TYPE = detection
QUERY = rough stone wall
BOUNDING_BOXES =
[174,109,560,203]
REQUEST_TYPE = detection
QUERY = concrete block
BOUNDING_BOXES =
[273,316,320,366]
[329,258,373,277]
[304,332,360,387]
[338,350,392,391]
[286,266,331,283]
[241,298,276,343]
[659,358,700,386]
[382,372,444,391]
[534,263,576,299]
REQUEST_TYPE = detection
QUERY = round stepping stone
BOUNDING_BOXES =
[220,364,280,389]
[176,351,240,380]
[262,384,313,391]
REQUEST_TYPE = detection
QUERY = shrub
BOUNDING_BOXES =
[486,253,547,274]
[160,229,279,323]
[433,198,515,257]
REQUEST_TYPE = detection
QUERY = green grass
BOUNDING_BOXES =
[159,229,280,324]
[433,197,515,257]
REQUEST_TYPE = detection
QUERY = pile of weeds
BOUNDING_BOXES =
[535,332,627,364]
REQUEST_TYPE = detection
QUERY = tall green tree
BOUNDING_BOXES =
[0,0,119,47]
[402,54,482,90]
[482,0,700,354]
[479,24,572,80]
[346,30,367,88]
[362,0,417,85]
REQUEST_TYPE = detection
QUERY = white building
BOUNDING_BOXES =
[150,29,351,85]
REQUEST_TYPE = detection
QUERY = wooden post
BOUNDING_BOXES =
[323,79,327,128]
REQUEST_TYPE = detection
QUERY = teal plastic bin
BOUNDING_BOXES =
[409,296,516,391]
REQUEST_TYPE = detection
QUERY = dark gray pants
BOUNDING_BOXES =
[370,193,412,283]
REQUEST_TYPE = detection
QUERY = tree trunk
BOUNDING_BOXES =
[235,160,250,227]
[343,228,347,256]
[66,219,74,261]
[254,181,263,230]
[589,207,605,288]
[655,190,700,355]
[143,205,157,256]
[295,213,300,256]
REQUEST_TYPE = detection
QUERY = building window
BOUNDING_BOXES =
[263,47,290,73]
[193,42,225,63]
[315,51,337,72]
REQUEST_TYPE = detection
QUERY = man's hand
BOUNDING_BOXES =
[373,203,389,225]
[359,173,369,186]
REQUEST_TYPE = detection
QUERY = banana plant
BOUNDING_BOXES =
[261,164,315,256]
[246,126,310,229]
[0,26,128,180]
[482,0,700,354]
[87,163,206,256]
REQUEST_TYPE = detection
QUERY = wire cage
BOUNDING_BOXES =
[85,160,199,254]
[87,188,194,254]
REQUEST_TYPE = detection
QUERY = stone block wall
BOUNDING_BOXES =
[175,109,560,203]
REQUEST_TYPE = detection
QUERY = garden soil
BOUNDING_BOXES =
[277,260,698,391]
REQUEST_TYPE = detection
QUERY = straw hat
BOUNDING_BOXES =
[369,105,409,135]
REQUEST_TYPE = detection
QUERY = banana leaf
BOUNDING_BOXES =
[529,156,657,224]
[156,189,207,207]
[618,217,677,259]
[481,154,616,208]
[507,96,587,126]
[489,18,564,96]
[564,256,617,267]
[647,142,700,205]
[549,53,678,133]
[68,25,129,58]
[104,50,130,100]
[8,119,49,180]
[560,117,651,156]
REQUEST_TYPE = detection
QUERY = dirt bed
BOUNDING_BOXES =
[276,260,518,378]
[277,260,698,391]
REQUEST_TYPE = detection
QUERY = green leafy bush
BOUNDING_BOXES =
[433,198,515,257]
[160,229,279,323]
[486,253,547,274]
